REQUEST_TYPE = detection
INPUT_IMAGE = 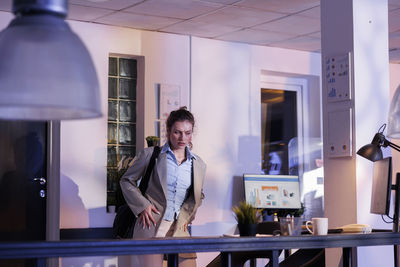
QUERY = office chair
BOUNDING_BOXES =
[206,221,282,267]
[277,248,325,267]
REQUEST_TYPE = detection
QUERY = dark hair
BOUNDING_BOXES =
[166,106,195,133]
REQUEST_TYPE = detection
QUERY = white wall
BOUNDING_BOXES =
[59,20,192,267]
[190,36,321,266]
[390,64,400,176]
[141,31,191,140]
[2,6,399,267]
[0,10,322,267]
[60,22,191,231]
[58,26,322,267]
[60,20,142,229]
[354,1,392,266]
[320,0,392,266]
[59,20,143,267]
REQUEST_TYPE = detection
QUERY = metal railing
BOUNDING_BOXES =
[1,232,399,267]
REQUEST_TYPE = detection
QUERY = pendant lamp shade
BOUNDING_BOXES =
[388,84,400,138]
[0,0,102,120]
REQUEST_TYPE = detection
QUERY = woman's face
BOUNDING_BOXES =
[168,120,193,150]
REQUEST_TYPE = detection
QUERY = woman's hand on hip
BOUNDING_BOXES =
[179,222,189,232]
[139,204,160,229]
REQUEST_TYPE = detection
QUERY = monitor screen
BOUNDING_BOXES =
[243,174,301,209]
[370,157,392,215]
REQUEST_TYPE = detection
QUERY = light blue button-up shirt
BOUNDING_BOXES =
[161,142,195,221]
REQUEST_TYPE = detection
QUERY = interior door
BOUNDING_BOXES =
[0,120,47,266]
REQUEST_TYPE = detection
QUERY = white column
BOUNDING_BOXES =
[321,0,391,266]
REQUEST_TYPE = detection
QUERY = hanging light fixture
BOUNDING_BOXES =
[388,84,400,138]
[0,0,102,120]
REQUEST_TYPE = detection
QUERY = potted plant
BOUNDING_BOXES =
[232,201,262,236]
[145,136,160,147]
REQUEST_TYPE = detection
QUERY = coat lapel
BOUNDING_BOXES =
[193,159,203,204]
[155,152,168,198]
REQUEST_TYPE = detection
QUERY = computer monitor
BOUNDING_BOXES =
[243,174,301,210]
[370,157,392,215]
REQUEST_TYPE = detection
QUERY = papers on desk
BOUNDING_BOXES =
[338,224,372,234]
[223,234,273,237]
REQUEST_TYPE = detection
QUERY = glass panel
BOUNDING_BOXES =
[119,78,136,100]
[107,191,116,208]
[119,101,136,122]
[119,146,136,160]
[261,89,297,175]
[300,137,324,220]
[119,124,135,145]
[108,100,118,121]
[107,146,117,167]
[119,58,137,78]
[107,56,138,209]
[107,123,117,144]
[108,78,118,98]
[109,57,118,76]
[107,168,118,192]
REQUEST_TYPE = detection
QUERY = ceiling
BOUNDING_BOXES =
[1,0,400,63]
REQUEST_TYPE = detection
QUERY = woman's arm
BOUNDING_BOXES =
[119,148,153,217]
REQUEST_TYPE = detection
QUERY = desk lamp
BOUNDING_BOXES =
[357,124,400,232]
[357,83,400,267]
[357,125,400,267]
[357,124,400,162]
[0,0,101,120]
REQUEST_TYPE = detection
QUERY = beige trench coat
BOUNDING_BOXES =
[120,146,206,252]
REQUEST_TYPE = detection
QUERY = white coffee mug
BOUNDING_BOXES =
[306,217,328,235]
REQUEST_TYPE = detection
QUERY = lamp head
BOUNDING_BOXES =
[12,0,67,17]
[357,133,385,162]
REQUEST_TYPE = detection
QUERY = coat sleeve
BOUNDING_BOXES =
[120,148,153,216]
[187,156,207,224]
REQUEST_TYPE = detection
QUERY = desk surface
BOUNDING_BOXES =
[0,232,400,259]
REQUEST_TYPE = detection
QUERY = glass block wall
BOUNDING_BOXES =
[107,57,137,210]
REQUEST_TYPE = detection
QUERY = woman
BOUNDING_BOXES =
[120,107,206,267]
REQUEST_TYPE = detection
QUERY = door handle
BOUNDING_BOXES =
[33,177,46,185]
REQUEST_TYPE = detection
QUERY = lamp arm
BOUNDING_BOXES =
[387,141,400,153]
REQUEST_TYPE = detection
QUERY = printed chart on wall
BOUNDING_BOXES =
[325,53,351,103]
[159,84,181,145]
[244,174,301,209]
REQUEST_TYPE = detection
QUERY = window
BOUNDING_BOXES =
[107,56,137,210]
[260,78,324,220]
[261,88,298,175]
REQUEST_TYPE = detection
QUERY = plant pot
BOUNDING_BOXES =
[238,223,258,236]
[146,140,159,147]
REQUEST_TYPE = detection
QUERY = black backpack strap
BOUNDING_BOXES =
[138,146,161,194]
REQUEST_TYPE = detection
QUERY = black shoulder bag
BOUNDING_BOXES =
[112,146,161,239]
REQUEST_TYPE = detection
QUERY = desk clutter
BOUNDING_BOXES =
[302,223,372,234]
[337,223,372,233]
[228,218,374,238]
